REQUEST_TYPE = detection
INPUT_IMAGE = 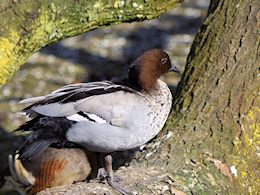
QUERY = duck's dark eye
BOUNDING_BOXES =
[161,58,168,64]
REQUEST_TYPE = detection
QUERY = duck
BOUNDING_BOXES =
[15,48,179,194]
[2,147,94,194]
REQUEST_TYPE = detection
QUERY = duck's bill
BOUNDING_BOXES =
[169,65,180,74]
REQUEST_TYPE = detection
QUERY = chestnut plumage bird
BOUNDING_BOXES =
[15,49,179,194]
[3,148,93,194]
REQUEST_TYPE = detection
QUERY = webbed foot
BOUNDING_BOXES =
[96,154,135,195]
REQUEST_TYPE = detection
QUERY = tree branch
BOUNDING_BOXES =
[0,0,182,85]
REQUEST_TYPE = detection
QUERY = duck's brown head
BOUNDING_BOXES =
[128,49,179,91]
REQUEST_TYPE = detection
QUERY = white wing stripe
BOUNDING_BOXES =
[67,113,107,123]
[87,114,107,123]
[66,114,89,122]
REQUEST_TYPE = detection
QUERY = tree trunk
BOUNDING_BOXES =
[0,0,182,85]
[170,0,259,193]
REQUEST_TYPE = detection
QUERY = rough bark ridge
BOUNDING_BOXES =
[0,0,182,85]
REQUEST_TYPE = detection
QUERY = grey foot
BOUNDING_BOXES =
[96,154,135,195]
[107,176,135,195]
[96,168,133,195]
[97,168,107,181]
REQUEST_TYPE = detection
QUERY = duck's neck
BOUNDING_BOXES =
[128,67,159,92]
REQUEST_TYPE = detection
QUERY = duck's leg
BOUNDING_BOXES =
[96,152,107,181]
[104,154,113,180]
[96,154,133,195]
[104,154,134,195]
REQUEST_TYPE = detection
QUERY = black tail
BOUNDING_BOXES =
[18,137,55,160]
[16,116,77,160]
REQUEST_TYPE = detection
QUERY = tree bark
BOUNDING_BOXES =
[0,0,182,85]
[171,0,259,193]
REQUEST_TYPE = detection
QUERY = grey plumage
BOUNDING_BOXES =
[16,49,175,161]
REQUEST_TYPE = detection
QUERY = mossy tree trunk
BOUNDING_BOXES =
[160,0,259,193]
[0,0,182,85]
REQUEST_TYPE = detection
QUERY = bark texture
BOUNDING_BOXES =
[38,0,259,194]
[0,0,182,85]
[170,0,259,193]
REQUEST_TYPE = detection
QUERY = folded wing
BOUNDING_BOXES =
[20,81,138,123]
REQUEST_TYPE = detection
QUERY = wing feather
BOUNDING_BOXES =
[20,81,137,118]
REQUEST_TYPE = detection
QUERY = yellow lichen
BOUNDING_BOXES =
[229,107,260,194]
[0,32,20,85]
[0,7,60,85]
